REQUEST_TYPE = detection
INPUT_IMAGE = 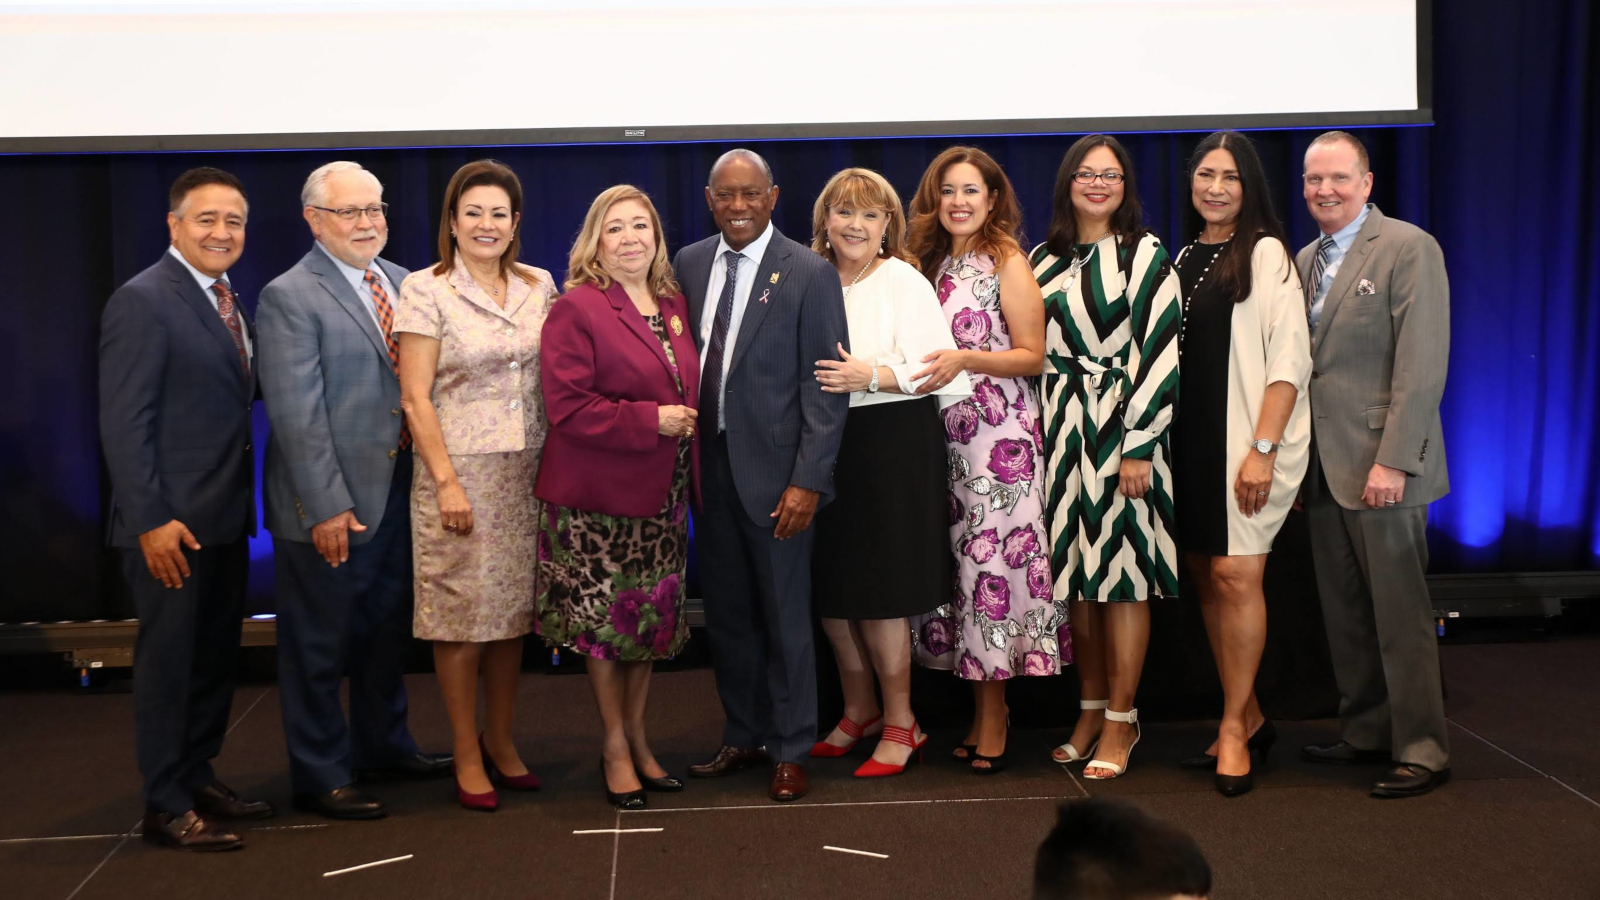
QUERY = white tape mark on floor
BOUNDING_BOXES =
[824,845,888,859]
[322,854,414,878]
[574,827,665,835]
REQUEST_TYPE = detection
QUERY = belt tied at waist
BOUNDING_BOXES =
[1045,354,1131,399]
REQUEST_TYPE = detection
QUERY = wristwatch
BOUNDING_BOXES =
[1249,439,1278,455]
[867,361,880,393]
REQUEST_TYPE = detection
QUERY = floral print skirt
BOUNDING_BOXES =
[535,443,691,662]
[412,449,539,643]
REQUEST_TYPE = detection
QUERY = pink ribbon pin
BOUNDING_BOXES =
[757,288,771,304]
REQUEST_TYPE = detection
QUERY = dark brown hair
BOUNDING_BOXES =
[433,159,526,280]
[168,167,247,214]
[1182,130,1295,303]
[906,146,1025,280]
[1042,134,1145,260]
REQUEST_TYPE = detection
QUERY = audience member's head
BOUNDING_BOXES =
[1034,799,1211,900]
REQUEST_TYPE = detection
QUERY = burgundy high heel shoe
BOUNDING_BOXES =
[454,762,498,812]
[854,723,929,778]
[809,713,883,758]
[479,734,541,790]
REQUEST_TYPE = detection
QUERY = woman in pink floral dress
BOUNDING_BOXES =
[907,147,1061,773]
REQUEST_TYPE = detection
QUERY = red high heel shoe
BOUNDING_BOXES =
[809,713,883,758]
[479,734,541,790]
[853,723,928,778]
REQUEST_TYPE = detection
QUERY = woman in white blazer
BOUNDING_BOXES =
[1168,131,1311,796]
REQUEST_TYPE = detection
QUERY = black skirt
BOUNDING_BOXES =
[812,396,951,620]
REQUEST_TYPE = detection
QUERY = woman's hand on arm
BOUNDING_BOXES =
[815,342,886,394]
[398,332,472,536]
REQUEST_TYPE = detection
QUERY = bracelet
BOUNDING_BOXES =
[867,362,880,393]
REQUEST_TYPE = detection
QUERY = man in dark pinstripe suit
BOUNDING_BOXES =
[674,149,849,802]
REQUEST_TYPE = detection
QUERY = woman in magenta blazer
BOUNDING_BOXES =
[536,185,699,810]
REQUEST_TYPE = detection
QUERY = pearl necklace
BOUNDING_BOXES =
[842,258,873,299]
[1177,234,1233,356]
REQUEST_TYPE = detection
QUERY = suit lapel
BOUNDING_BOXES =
[727,232,791,376]
[604,281,678,388]
[684,239,716,348]
[163,252,250,387]
[1315,207,1383,356]
[305,246,392,367]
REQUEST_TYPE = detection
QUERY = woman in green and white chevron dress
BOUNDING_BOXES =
[1031,135,1180,781]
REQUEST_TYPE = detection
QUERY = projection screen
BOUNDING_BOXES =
[0,0,1429,153]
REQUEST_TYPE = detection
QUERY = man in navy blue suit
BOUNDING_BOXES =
[99,168,271,851]
[672,149,849,802]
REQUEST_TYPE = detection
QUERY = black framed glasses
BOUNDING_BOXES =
[311,203,389,221]
[1071,171,1124,185]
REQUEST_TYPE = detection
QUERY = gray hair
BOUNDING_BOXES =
[301,161,382,208]
[708,148,774,187]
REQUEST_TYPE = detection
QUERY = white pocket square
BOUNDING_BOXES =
[1356,278,1377,296]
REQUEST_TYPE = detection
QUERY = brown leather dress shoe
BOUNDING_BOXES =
[688,745,770,778]
[142,810,243,852]
[194,781,275,820]
[1371,763,1451,798]
[769,762,808,802]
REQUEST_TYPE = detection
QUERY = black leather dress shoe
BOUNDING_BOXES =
[193,781,275,820]
[1301,740,1389,765]
[1371,764,1450,798]
[142,810,242,852]
[292,785,388,820]
[355,752,454,782]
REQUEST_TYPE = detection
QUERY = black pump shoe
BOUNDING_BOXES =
[639,772,685,792]
[1181,719,1277,770]
[1215,769,1254,796]
[600,760,647,810]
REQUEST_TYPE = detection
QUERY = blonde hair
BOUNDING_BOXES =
[565,185,679,297]
[810,168,914,266]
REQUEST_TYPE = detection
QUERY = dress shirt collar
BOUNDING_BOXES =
[1323,203,1372,255]
[315,240,387,295]
[167,243,231,295]
[714,220,775,267]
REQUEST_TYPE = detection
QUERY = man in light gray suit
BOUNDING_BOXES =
[257,162,449,820]
[1296,132,1451,798]
[673,149,849,802]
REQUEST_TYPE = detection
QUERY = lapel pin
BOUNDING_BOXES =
[757,289,771,304]
[670,314,683,336]
[769,272,780,284]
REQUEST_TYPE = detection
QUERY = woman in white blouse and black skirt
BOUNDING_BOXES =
[808,168,972,777]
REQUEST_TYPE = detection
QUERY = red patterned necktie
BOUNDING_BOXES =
[211,281,249,377]
[365,269,411,449]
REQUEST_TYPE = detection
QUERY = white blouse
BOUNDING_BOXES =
[840,256,973,409]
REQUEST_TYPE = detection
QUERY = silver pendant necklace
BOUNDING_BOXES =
[1063,231,1111,294]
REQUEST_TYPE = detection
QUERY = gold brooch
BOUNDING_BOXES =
[670,314,683,336]
[769,272,780,284]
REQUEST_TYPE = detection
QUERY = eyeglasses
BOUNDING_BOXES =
[311,203,389,221]
[1071,171,1124,185]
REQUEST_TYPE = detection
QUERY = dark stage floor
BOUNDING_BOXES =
[3,636,1598,900]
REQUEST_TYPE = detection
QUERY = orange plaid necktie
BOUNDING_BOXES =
[365,269,411,449]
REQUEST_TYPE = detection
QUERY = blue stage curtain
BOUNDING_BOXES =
[0,0,1594,622]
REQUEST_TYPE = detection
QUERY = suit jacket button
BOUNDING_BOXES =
[244,443,251,451]
[388,449,398,459]
[1311,371,1320,379]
